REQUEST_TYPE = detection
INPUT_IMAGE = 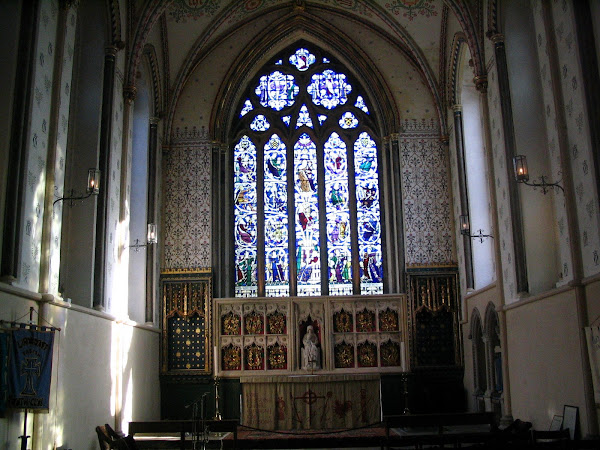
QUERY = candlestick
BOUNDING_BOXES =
[214,345,218,373]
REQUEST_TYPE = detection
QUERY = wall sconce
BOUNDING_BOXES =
[53,169,101,207]
[130,223,158,252]
[459,214,493,243]
[513,155,564,194]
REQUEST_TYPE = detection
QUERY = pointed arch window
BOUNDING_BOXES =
[233,44,383,297]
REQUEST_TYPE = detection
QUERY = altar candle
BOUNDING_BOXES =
[214,345,218,373]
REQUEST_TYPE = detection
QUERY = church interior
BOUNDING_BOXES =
[1,0,600,448]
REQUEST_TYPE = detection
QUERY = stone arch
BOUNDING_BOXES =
[210,13,400,144]
[448,32,468,107]
[143,43,163,118]
[484,302,502,391]
[469,307,486,411]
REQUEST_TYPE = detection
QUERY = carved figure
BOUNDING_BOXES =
[301,325,321,370]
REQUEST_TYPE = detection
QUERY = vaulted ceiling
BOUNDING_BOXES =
[124,0,488,138]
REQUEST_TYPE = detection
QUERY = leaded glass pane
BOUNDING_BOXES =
[289,48,316,71]
[234,46,384,298]
[355,95,369,113]
[255,71,299,111]
[250,114,271,132]
[324,133,352,295]
[354,132,383,294]
[296,104,313,129]
[294,133,321,296]
[264,134,290,297]
[240,99,253,117]
[339,111,358,129]
[234,136,258,297]
[307,70,352,109]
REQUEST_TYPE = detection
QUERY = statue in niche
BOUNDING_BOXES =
[301,325,321,370]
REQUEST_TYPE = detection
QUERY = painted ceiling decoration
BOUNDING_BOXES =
[126,0,486,139]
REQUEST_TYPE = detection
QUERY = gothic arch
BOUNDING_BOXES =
[469,307,486,407]
[107,0,123,46]
[448,32,468,107]
[210,14,399,144]
[143,43,163,118]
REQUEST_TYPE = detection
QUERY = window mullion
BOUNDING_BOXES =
[316,140,328,296]
[257,137,266,297]
[345,135,361,295]
[286,136,298,296]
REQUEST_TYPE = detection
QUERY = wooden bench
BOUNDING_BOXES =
[384,412,499,449]
[128,419,238,449]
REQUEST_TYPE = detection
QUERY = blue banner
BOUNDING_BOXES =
[8,329,54,410]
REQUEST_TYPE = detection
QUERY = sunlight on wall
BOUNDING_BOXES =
[112,219,131,319]
[119,324,134,434]
[111,322,120,417]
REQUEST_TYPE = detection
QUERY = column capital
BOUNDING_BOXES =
[105,45,119,58]
[440,135,450,145]
[474,75,488,93]
[150,116,161,126]
[489,33,505,45]
[60,0,80,9]
[123,85,137,104]
[390,133,400,141]
[452,104,463,113]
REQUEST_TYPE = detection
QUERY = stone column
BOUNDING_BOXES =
[40,2,71,293]
[390,133,405,293]
[452,105,474,290]
[489,33,528,295]
[145,116,159,324]
[93,45,119,311]
[380,135,397,294]
[1,0,40,282]
[475,74,513,425]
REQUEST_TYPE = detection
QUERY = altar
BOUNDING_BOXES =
[241,374,380,430]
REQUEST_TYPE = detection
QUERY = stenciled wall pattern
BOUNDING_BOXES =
[400,119,454,267]
[20,0,59,291]
[49,7,78,295]
[530,0,573,285]
[446,123,469,298]
[163,127,212,270]
[485,46,518,303]
[549,0,600,277]
[105,71,125,314]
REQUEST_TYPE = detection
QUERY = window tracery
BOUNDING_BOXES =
[233,43,383,297]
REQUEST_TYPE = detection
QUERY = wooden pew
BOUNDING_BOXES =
[384,412,498,449]
[128,419,238,449]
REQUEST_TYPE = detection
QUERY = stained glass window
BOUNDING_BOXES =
[354,132,383,294]
[289,48,316,71]
[307,69,352,109]
[233,43,383,297]
[264,134,289,297]
[234,136,258,297]
[255,71,299,111]
[240,99,253,117]
[250,115,270,132]
[339,111,358,129]
[355,95,369,114]
[296,104,313,129]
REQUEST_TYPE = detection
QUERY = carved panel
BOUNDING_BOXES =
[407,269,460,367]
[161,270,212,375]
